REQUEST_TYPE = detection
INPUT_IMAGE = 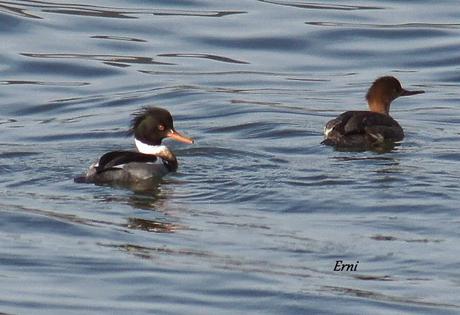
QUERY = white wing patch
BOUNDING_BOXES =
[324,126,334,137]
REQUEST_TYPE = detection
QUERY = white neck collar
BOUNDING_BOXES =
[135,138,168,155]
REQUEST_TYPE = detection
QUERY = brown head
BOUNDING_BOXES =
[366,76,424,115]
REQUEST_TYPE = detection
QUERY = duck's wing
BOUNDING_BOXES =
[360,113,404,142]
[95,151,158,173]
[324,111,367,136]
[331,111,401,133]
[323,111,404,145]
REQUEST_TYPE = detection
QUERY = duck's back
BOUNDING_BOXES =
[74,151,169,184]
[323,111,404,148]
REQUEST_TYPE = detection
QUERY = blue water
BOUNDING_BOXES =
[1,1,460,314]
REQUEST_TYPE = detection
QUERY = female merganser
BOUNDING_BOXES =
[75,107,193,185]
[322,76,424,149]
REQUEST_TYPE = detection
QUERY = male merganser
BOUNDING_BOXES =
[322,76,424,149]
[74,107,193,185]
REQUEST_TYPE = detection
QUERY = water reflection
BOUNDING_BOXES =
[127,188,165,208]
[258,0,382,11]
[0,1,42,19]
[21,53,175,66]
[158,53,249,65]
[319,286,458,308]
[330,154,405,189]
[90,35,146,42]
[101,241,319,279]
[0,1,245,19]
[306,21,460,30]
[331,142,398,153]
[92,179,166,199]
[125,217,177,233]
[0,80,89,86]
[371,235,442,243]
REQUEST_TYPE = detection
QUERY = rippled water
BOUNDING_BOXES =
[1,1,460,314]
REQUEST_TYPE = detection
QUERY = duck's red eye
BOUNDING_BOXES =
[158,124,165,131]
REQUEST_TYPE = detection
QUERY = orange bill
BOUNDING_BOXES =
[167,129,194,144]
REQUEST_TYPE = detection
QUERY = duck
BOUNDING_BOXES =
[322,76,424,150]
[74,107,193,185]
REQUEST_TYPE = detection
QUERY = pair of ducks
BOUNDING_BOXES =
[75,76,424,185]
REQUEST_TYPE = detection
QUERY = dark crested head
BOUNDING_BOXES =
[366,76,424,115]
[129,107,194,146]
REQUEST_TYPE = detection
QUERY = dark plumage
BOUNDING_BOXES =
[95,151,158,173]
[129,107,175,146]
[75,107,193,186]
[322,76,424,150]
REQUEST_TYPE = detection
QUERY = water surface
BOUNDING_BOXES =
[1,0,460,314]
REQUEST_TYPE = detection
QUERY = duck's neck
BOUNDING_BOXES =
[368,101,390,116]
[134,139,178,172]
